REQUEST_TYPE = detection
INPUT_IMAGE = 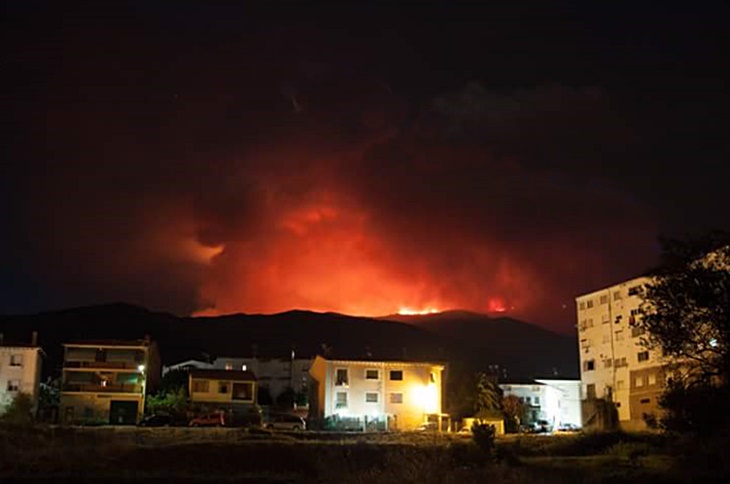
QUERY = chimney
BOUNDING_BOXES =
[31,331,38,346]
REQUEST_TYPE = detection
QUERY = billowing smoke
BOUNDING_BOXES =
[9,20,658,331]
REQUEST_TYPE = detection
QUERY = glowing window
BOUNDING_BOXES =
[335,391,348,408]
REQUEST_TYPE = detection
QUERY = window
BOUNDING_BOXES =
[648,374,656,385]
[630,308,641,316]
[635,376,644,387]
[6,380,20,392]
[628,286,643,296]
[616,380,625,390]
[604,358,612,368]
[587,318,594,328]
[192,380,209,393]
[390,392,403,404]
[365,392,378,403]
[583,360,595,371]
[225,362,233,370]
[525,396,532,404]
[579,320,587,332]
[579,301,586,311]
[389,370,403,381]
[9,354,23,366]
[640,398,650,404]
[631,326,646,337]
[602,314,610,324]
[586,299,594,309]
[232,382,253,401]
[637,351,649,362]
[534,396,540,405]
[599,295,608,305]
[335,391,348,408]
[613,291,622,301]
[614,357,627,367]
[218,382,229,394]
[365,369,380,380]
[615,330,624,341]
[580,339,591,350]
[335,368,349,386]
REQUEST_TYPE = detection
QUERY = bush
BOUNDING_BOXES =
[471,423,496,455]
[1,392,34,424]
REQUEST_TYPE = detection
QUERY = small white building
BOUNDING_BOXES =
[162,359,214,376]
[309,355,445,431]
[0,334,44,415]
[500,379,582,429]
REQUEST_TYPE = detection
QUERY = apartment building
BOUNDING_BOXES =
[309,355,445,431]
[0,332,44,415]
[213,355,311,403]
[60,338,160,425]
[576,276,666,430]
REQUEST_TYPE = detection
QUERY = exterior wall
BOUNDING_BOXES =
[189,376,256,407]
[628,365,665,424]
[0,346,43,413]
[60,342,152,424]
[162,360,214,375]
[309,356,444,431]
[500,379,581,428]
[576,276,667,429]
[213,357,311,400]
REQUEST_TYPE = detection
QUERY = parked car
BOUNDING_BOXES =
[265,414,306,431]
[555,423,581,433]
[138,414,173,427]
[189,412,225,427]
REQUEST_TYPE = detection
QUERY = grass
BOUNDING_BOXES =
[0,425,709,482]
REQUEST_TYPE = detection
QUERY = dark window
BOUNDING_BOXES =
[628,286,643,296]
[584,360,595,371]
[365,369,379,380]
[389,370,403,381]
[218,382,229,394]
[335,369,349,386]
[640,398,650,404]
[232,382,253,401]
[637,351,649,362]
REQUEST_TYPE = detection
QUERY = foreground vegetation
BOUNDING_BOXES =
[1,424,725,482]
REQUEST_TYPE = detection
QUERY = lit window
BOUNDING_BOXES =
[389,370,403,381]
[365,369,380,380]
[635,376,644,387]
[616,380,625,390]
[365,392,378,403]
[648,374,656,385]
[390,392,403,404]
[6,380,20,392]
[335,368,349,386]
[9,354,23,366]
[192,380,209,393]
[637,351,649,362]
[225,362,233,370]
[335,391,348,408]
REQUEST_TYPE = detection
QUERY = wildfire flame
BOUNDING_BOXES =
[397,307,441,316]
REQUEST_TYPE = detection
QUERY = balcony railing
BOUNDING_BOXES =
[62,383,143,393]
[64,360,140,370]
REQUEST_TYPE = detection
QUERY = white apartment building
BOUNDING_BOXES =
[0,336,44,415]
[576,276,666,430]
[309,355,445,431]
[500,379,582,429]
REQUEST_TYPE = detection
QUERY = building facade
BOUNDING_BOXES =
[0,335,44,415]
[499,379,582,429]
[213,356,311,403]
[309,355,445,431]
[188,369,257,411]
[60,338,160,425]
[576,276,666,430]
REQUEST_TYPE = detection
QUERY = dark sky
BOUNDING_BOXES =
[2,1,729,332]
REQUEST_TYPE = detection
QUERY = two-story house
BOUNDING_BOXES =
[0,332,44,415]
[213,355,311,404]
[309,355,445,431]
[188,369,257,412]
[60,338,160,425]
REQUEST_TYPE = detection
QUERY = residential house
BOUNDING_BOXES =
[188,369,257,412]
[60,338,160,425]
[576,276,666,430]
[309,355,445,431]
[213,355,310,404]
[0,332,44,415]
[499,379,582,429]
[162,359,214,376]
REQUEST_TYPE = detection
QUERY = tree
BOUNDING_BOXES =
[639,233,730,385]
[1,392,34,424]
[159,369,189,395]
[474,372,503,419]
[638,232,730,435]
[502,394,526,432]
[145,387,189,417]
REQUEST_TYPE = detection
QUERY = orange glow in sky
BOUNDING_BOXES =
[397,307,441,316]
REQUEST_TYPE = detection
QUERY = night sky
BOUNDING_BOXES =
[2,1,729,332]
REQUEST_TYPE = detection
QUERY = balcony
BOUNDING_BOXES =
[64,360,140,370]
[62,383,143,394]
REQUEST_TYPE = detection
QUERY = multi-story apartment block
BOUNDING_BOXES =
[0,332,43,415]
[60,338,160,425]
[213,355,311,403]
[309,355,445,431]
[576,276,666,430]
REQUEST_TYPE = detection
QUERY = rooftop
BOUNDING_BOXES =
[189,369,258,381]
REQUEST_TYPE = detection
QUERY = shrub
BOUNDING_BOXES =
[471,423,495,455]
[1,392,34,424]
